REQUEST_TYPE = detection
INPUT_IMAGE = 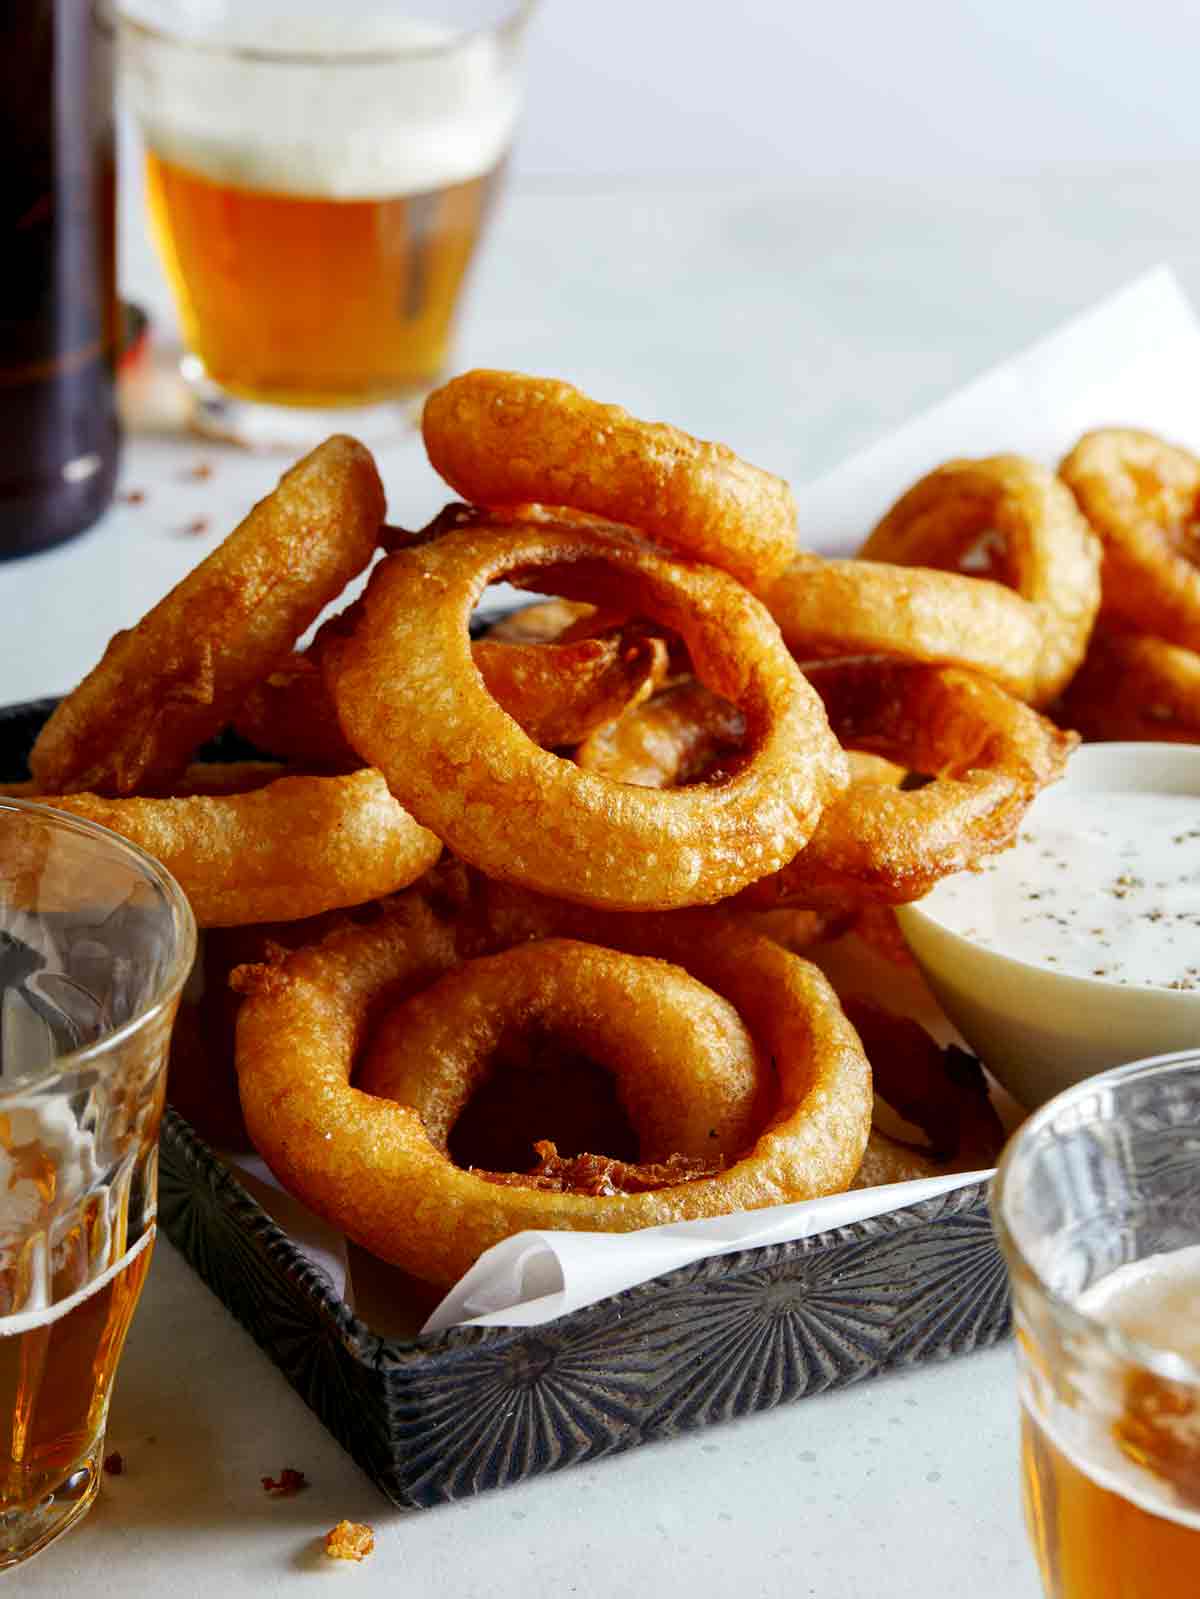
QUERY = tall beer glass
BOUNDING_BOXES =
[118,0,535,448]
[0,800,194,1566]
[992,1052,1200,1599]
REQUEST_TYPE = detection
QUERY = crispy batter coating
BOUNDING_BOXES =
[484,597,597,643]
[860,455,1101,705]
[477,1140,724,1194]
[475,626,671,747]
[324,1521,374,1562]
[30,437,384,796]
[234,625,670,766]
[261,1468,306,1495]
[325,518,847,910]
[1055,624,1200,744]
[764,554,1041,699]
[740,660,1076,911]
[574,679,745,786]
[1060,427,1200,652]
[233,881,872,1287]
[359,938,771,1164]
[18,768,440,927]
[422,371,798,593]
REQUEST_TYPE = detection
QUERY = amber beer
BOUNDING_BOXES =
[121,7,531,432]
[1022,1403,1200,1599]
[0,800,194,1564]
[145,152,504,407]
[0,1236,152,1517]
[1018,1251,1200,1599]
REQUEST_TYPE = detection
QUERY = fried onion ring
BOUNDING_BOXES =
[1059,427,1200,651]
[422,371,798,593]
[841,1000,1005,1188]
[232,885,872,1286]
[30,436,385,795]
[1054,624,1200,744]
[326,519,848,910]
[763,554,1041,698]
[739,660,1076,910]
[574,683,906,796]
[859,456,1101,705]
[359,938,770,1164]
[483,598,598,644]
[13,768,440,927]
[574,679,746,786]
[233,624,671,766]
[471,627,671,748]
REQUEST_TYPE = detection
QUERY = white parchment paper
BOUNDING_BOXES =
[227,265,1200,1333]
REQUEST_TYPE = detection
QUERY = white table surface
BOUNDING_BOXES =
[10,161,1193,1595]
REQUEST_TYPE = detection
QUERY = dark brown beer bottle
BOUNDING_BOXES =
[0,1,119,560]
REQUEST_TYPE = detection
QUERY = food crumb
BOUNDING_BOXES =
[324,1520,374,1562]
[181,516,210,537]
[103,1451,124,1476]
[261,1467,307,1496]
[120,489,146,506]
[183,462,213,481]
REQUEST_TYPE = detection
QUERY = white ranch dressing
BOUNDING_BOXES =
[919,790,1200,989]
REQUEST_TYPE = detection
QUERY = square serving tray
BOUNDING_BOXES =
[1,698,1009,1508]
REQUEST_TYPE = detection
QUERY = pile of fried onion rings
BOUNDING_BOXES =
[19,370,1182,1289]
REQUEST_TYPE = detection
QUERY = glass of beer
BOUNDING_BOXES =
[117,0,535,448]
[0,800,195,1566]
[992,1051,1200,1599]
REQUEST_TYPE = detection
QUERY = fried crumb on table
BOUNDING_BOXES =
[324,1520,375,1562]
[261,1467,307,1496]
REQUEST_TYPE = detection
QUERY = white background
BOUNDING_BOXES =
[6,7,1196,1593]
[519,0,1200,180]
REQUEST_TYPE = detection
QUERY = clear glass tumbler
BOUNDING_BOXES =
[992,1051,1200,1599]
[0,799,195,1566]
[117,0,537,448]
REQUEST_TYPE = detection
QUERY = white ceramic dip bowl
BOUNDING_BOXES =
[896,743,1200,1109]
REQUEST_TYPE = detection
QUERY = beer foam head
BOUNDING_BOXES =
[1078,1246,1200,1371]
[120,4,525,199]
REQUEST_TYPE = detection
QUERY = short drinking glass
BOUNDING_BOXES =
[992,1052,1200,1599]
[0,799,195,1566]
[118,0,536,448]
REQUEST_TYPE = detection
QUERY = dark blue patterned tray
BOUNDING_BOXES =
[1,699,1010,1509]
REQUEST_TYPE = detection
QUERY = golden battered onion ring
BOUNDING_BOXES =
[739,660,1076,911]
[483,598,598,643]
[233,888,871,1287]
[359,938,770,1164]
[234,625,670,766]
[30,437,385,795]
[841,1000,1005,1188]
[574,682,906,795]
[1060,427,1200,652]
[16,768,440,927]
[1055,625,1200,744]
[762,554,1041,699]
[472,627,671,748]
[326,519,848,910]
[168,909,362,1151]
[849,904,916,966]
[574,679,745,786]
[859,456,1101,705]
[422,371,798,593]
